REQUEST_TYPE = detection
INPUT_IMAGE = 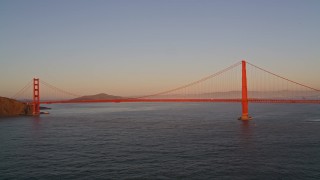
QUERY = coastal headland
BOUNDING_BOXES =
[0,97,33,116]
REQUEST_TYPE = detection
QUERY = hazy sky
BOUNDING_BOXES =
[1,0,320,97]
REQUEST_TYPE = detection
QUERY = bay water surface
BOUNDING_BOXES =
[1,103,320,179]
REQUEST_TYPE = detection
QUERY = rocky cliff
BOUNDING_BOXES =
[0,97,33,116]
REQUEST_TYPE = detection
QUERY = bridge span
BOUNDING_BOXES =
[13,60,320,120]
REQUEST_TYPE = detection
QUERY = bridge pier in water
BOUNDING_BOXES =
[239,60,252,120]
[33,78,40,115]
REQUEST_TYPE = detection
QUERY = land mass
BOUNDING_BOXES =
[71,93,123,101]
[70,90,317,101]
[0,97,33,116]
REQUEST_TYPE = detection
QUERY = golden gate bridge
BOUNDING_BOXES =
[12,60,320,120]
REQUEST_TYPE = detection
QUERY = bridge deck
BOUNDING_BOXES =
[39,99,320,104]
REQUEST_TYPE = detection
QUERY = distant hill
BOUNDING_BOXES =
[71,93,123,101]
[70,90,318,101]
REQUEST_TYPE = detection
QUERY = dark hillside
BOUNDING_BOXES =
[0,97,33,116]
[71,93,123,101]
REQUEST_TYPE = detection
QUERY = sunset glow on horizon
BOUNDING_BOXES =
[1,0,320,98]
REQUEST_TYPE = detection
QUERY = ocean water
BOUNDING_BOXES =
[0,103,320,179]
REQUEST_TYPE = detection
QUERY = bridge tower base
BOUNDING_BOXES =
[33,78,40,115]
[239,60,252,120]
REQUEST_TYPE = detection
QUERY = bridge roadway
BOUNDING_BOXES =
[40,98,320,104]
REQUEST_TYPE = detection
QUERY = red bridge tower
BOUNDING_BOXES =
[33,78,40,115]
[239,60,251,120]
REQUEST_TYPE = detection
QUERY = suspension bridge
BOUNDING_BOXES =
[12,60,320,120]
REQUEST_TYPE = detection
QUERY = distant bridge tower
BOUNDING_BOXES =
[239,60,251,120]
[33,78,40,115]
